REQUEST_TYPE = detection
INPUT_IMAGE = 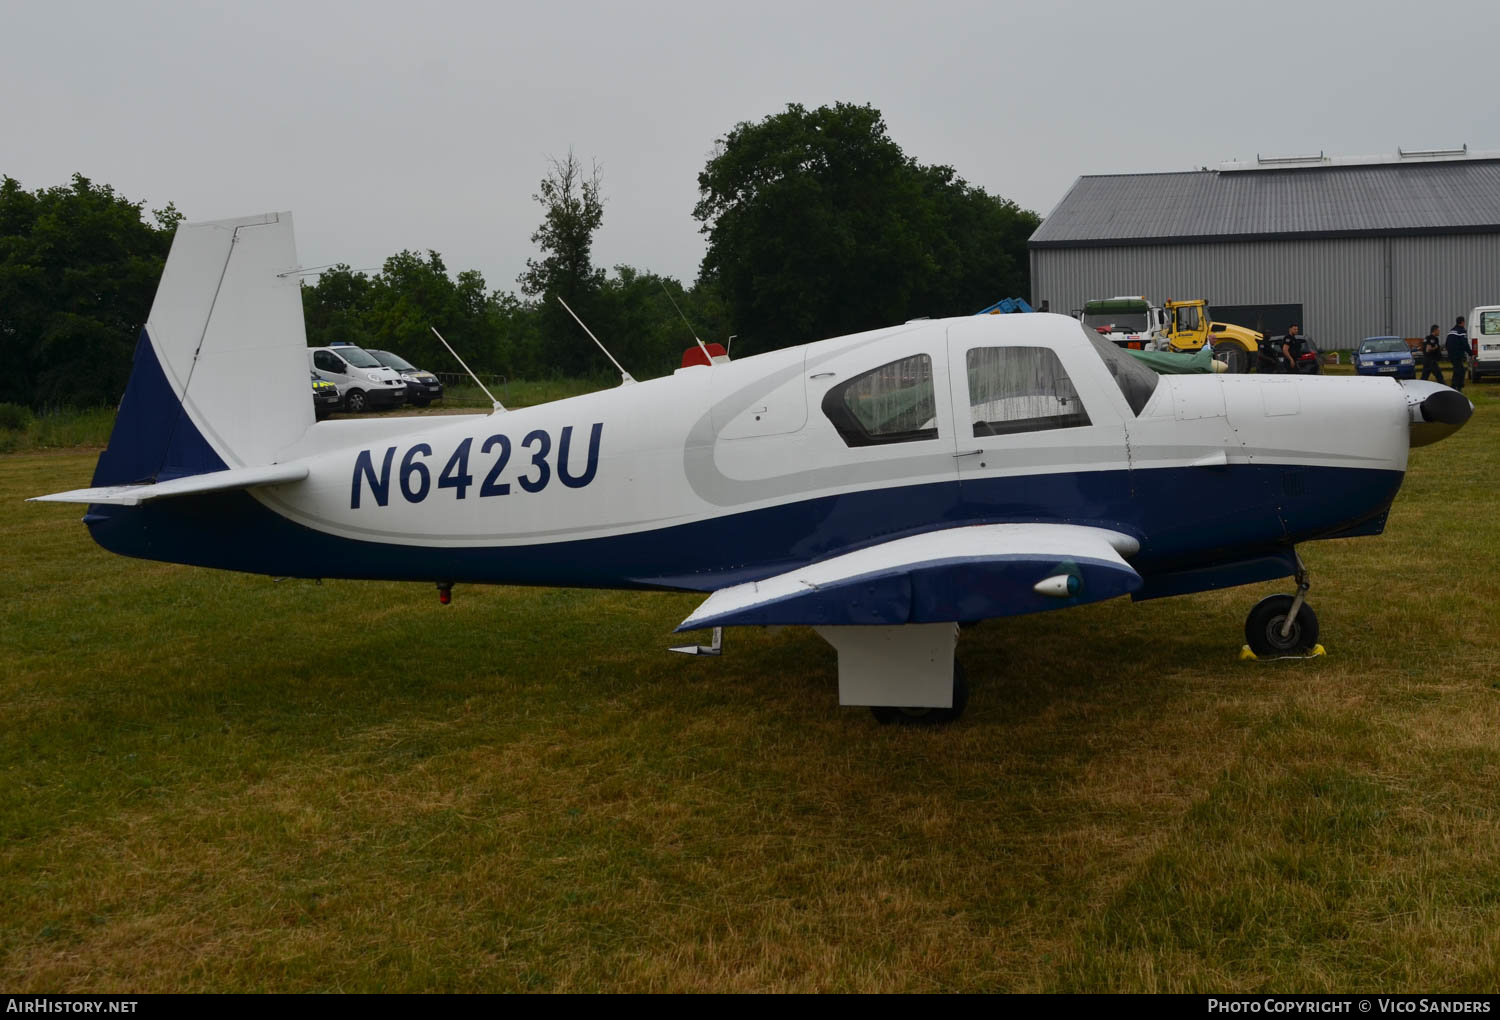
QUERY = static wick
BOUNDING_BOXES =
[430,326,504,410]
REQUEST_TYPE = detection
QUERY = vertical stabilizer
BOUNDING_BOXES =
[92,212,313,486]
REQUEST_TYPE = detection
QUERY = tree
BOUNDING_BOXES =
[519,151,608,376]
[0,174,180,408]
[301,263,373,346]
[693,103,1040,351]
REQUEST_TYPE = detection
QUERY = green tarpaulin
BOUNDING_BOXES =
[1123,346,1220,374]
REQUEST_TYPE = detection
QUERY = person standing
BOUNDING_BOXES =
[1420,324,1446,383]
[1256,338,1283,374]
[1446,316,1469,391]
[1280,323,1304,373]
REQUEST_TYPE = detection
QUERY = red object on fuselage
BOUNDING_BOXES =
[681,343,728,368]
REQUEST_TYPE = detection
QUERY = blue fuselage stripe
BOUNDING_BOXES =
[85,463,1404,593]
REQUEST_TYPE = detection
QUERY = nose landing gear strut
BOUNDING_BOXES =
[1243,553,1322,658]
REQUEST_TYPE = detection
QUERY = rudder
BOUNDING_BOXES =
[92,212,313,485]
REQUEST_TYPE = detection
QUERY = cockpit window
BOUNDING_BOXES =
[1083,327,1160,415]
[965,347,1090,436]
[822,354,938,447]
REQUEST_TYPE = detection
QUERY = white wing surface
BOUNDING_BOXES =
[677,523,1142,630]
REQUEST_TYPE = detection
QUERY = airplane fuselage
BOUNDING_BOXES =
[84,314,1410,602]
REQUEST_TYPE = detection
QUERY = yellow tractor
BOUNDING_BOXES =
[1162,299,1262,373]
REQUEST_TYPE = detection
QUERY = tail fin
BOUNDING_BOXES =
[92,212,313,486]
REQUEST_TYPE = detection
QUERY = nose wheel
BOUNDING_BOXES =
[1244,558,1320,657]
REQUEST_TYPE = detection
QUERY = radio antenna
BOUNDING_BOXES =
[556,295,635,384]
[659,280,716,365]
[430,326,504,411]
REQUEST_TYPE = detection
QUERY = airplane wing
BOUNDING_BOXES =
[676,523,1142,631]
[28,462,309,506]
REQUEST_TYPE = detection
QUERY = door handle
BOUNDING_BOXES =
[953,449,983,458]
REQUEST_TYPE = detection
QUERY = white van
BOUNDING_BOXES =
[1470,306,1500,383]
[308,344,407,413]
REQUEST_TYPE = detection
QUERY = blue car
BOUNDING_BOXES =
[1354,336,1416,378]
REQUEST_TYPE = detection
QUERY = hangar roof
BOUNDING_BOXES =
[1029,158,1500,249]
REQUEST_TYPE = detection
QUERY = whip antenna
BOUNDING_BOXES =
[556,295,635,384]
[430,326,504,411]
[659,280,715,365]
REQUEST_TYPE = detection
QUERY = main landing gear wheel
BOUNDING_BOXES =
[871,661,969,726]
[1244,594,1320,657]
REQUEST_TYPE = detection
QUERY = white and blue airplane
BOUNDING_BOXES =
[32,213,1473,723]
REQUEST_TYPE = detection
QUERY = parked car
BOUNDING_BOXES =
[310,372,340,419]
[1290,337,1322,375]
[308,344,407,412]
[1470,305,1500,382]
[1253,335,1321,374]
[1354,336,1416,379]
[366,349,444,407]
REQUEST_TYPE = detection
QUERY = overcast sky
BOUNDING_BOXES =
[5,0,1498,293]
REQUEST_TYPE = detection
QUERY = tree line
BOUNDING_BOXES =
[1,102,1039,409]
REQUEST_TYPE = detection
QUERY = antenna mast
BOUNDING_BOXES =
[430,326,504,411]
[556,295,635,384]
[659,280,715,365]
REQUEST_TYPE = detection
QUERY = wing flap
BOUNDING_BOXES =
[29,462,309,506]
[677,523,1142,631]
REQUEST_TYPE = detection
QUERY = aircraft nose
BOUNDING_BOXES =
[1400,380,1474,448]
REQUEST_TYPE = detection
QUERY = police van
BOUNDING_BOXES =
[1470,306,1500,382]
[308,343,408,412]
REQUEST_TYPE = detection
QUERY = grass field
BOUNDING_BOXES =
[3,377,1499,992]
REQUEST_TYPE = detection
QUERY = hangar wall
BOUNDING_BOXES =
[1030,234,1500,345]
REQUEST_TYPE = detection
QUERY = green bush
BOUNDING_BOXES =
[0,403,35,431]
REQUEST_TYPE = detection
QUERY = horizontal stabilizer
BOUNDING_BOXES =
[30,462,308,506]
[677,523,1142,630]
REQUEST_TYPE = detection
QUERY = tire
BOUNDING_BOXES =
[344,389,368,414]
[1215,345,1247,374]
[1244,595,1320,657]
[871,660,968,726]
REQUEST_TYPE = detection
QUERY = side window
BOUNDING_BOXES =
[1175,305,1200,332]
[822,354,938,447]
[313,350,340,372]
[965,347,1090,437]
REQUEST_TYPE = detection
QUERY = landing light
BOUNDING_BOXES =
[1034,574,1080,598]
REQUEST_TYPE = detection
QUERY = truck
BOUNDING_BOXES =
[1162,299,1263,374]
[1079,296,1262,372]
[1079,297,1165,350]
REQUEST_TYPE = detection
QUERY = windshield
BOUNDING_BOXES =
[335,347,382,369]
[1081,312,1148,333]
[1082,326,1159,415]
[1360,339,1407,354]
[371,350,418,372]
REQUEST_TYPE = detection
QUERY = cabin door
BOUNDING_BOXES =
[944,319,1131,518]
